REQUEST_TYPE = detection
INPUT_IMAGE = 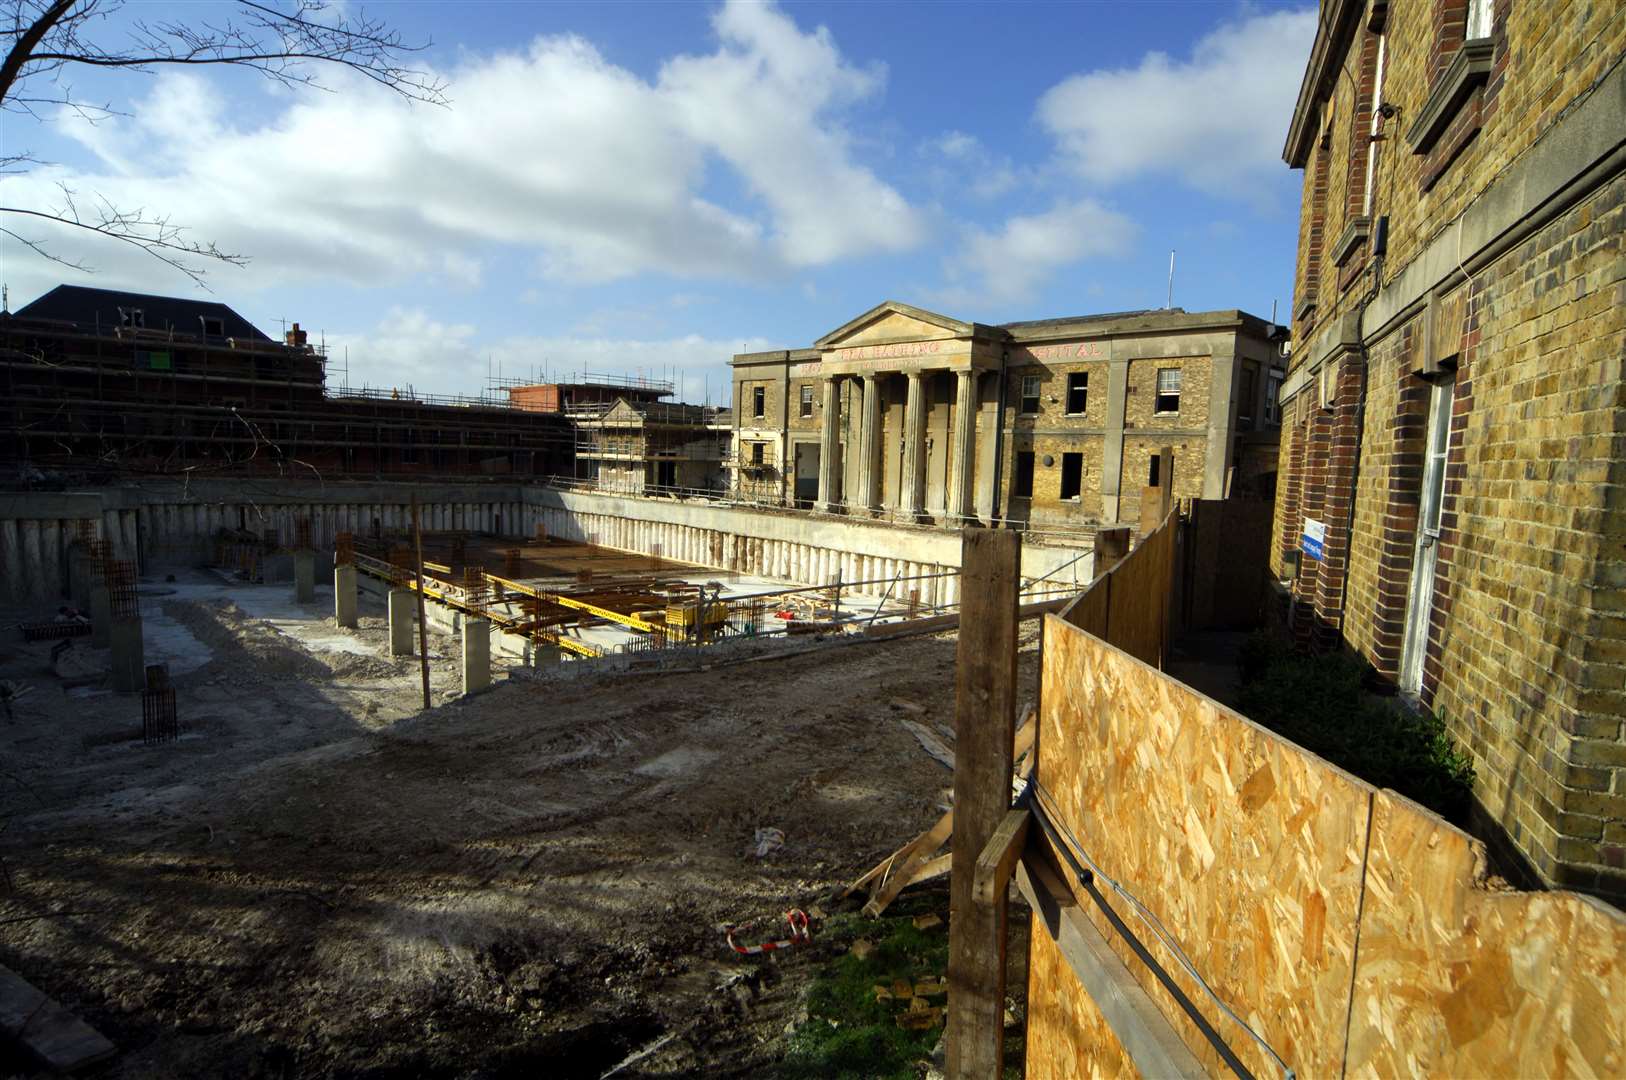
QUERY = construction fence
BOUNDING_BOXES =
[1021,516,1626,1078]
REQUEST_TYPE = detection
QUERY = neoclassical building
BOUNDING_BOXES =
[730,301,1284,529]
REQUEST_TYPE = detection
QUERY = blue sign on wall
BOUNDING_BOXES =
[1301,518,1327,561]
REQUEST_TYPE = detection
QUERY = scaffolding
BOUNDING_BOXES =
[1,313,574,479]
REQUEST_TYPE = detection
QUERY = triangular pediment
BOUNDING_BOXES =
[602,398,642,423]
[814,301,972,350]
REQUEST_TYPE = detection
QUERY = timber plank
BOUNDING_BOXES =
[946,529,1020,1079]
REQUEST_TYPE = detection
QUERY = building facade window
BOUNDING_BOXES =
[1013,450,1035,498]
[1238,364,1258,431]
[799,384,813,418]
[1466,0,1493,42]
[1020,375,1041,414]
[1060,452,1083,500]
[1065,372,1088,415]
[1154,368,1182,414]
[752,386,765,419]
[750,442,765,465]
[1265,372,1282,424]
[119,307,144,329]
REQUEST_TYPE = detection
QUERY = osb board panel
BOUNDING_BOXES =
[1036,615,1374,1079]
[1028,928,1141,1080]
[1102,514,1173,666]
[1346,790,1626,1078]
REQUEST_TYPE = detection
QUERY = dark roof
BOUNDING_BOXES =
[997,308,1168,331]
[14,285,272,341]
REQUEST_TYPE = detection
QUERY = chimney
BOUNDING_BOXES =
[286,322,309,348]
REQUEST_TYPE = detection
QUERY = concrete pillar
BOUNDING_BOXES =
[900,371,928,521]
[294,551,316,603]
[89,578,111,648]
[857,374,883,512]
[1203,347,1240,499]
[109,615,145,692]
[69,547,92,613]
[1101,357,1131,524]
[388,588,415,657]
[948,369,978,523]
[462,617,491,695]
[334,564,358,628]
[816,377,842,512]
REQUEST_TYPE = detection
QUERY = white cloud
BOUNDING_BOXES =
[920,130,1021,200]
[0,0,922,295]
[1036,8,1316,198]
[322,307,767,405]
[933,199,1136,310]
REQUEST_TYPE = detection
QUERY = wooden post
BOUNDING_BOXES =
[947,529,1020,1079]
[411,494,432,711]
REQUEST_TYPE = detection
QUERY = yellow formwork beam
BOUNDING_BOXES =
[484,573,663,634]
[354,558,602,657]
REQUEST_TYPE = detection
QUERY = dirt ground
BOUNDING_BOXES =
[1,573,1038,1078]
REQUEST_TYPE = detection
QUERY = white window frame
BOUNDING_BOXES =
[1019,375,1041,415]
[1154,368,1182,414]
[752,385,765,419]
[798,384,813,418]
[1466,0,1493,40]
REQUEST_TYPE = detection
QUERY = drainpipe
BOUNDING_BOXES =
[989,347,1010,527]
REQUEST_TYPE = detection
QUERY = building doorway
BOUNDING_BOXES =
[1400,378,1453,695]
[793,442,820,508]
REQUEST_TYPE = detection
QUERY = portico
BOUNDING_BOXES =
[806,303,1002,524]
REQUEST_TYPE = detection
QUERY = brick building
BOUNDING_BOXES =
[572,398,731,495]
[2,286,573,480]
[730,301,1283,526]
[1273,0,1626,898]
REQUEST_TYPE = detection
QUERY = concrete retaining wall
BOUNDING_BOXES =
[0,480,1093,608]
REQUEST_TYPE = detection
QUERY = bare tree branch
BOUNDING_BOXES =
[2,185,249,288]
[0,0,447,285]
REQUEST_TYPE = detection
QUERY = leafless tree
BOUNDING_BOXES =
[0,0,447,286]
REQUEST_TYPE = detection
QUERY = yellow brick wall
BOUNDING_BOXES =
[1293,0,1626,363]
[1006,432,1107,520]
[1124,356,1210,432]
[1280,1,1626,898]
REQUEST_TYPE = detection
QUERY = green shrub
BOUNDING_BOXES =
[1237,632,1476,822]
[777,910,950,1080]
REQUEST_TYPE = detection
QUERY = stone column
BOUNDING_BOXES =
[334,564,358,628]
[948,369,978,523]
[388,588,415,656]
[815,376,842,512]
[857,374,883,513]
[900,370,928,521]
[462,617,491,695]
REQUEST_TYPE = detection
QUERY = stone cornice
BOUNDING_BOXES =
[1407,39,1496,154]
[1283,0,1364,168]
[1333,216,1372,267]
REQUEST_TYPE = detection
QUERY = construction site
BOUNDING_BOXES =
[0,465,1099,1078]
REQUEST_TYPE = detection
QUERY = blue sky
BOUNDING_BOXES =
[1,0,1316,402]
